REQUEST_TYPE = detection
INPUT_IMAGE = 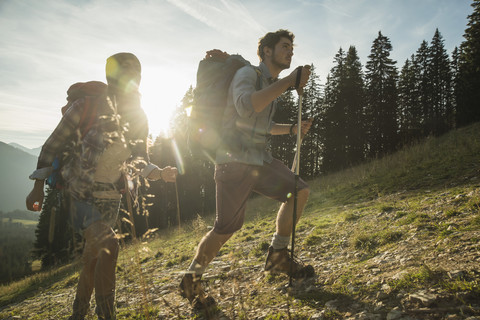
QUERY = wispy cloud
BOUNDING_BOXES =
[0,0,472,148]
[165,0,266,39]
[317,0,353,18]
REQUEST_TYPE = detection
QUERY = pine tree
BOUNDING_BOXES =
[398,55,422,143]
[451,46,460,126]
[456,0,480,127]
[344,46,366,166]
[320,74,333,173]
[365,31,399,157]
[301,65,323,177]
[321,46,366,173]
[271,65,322,178]
[271,89,297,167]
[451,47,460,84]
[33,187,75,268]
[321,48,348,172]
[428,29,454,135]
[415,40,432,136]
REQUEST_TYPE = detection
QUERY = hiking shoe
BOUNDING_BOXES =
[179,273,216,309]
[264,246,315,279]
[69,297,88,320]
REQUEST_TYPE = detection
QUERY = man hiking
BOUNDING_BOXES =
[180,29,314,308]
[26,52,178,320]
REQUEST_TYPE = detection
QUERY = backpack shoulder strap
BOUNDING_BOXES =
[252,66,262,91]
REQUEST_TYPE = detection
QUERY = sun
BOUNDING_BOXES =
[137,61,196,141]
[141,89,174,139]
[140,71,182,140]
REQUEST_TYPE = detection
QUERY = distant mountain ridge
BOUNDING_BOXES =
[8,142,42,157]
[0,141,38,212]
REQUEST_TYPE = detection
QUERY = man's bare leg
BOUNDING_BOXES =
[191,230,233,272]
[276,188,310,237]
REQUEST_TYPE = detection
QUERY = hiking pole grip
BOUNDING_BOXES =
[295,66,303,95]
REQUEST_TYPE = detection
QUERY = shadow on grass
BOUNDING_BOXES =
[289,282,352,307]
[0,262,80,308]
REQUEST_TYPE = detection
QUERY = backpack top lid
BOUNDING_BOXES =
[194,50,252,109]
[61,81,107,115]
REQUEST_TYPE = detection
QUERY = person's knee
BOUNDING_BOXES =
[210,229,234,245]
[212,223,242,238]
[287,187,310,204]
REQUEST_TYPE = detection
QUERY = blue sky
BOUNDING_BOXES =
[0,0,473,148]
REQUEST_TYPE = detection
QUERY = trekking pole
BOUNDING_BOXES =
[175,181,181,230]
[124,174,137,240]
[289,66,304,287]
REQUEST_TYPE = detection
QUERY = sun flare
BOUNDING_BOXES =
[140,71,182,140]
[141,89,174,139]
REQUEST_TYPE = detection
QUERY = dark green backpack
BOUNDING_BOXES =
[188,49,260,161]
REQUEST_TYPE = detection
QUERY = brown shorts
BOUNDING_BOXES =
[213,158,309,234]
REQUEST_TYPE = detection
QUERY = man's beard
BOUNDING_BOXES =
[272,51,291,70]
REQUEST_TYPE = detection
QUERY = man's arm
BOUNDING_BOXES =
[270,118,313,136]
[251,66,311,113]
[251,77,294,113]
[270,123,292,135]
[143,166,178,182]
[26,179,45,211]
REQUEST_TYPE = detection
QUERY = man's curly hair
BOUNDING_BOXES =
[257,29,295,61]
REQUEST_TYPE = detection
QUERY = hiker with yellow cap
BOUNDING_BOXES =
[26,53,178,320]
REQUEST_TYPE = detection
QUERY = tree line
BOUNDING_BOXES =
[0,210,38,284]
[153,0,479,230]
[32,0,480,271]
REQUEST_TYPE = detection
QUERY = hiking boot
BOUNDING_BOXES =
[264,246,315,279]
[179,273,216,309]
[69,297,88,320]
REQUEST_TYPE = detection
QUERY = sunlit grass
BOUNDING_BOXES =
[1,122,480,318]
[0,263,79,307]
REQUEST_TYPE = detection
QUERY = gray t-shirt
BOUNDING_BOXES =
[216,62,277,165]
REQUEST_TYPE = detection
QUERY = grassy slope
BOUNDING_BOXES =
[1,123,479,320]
